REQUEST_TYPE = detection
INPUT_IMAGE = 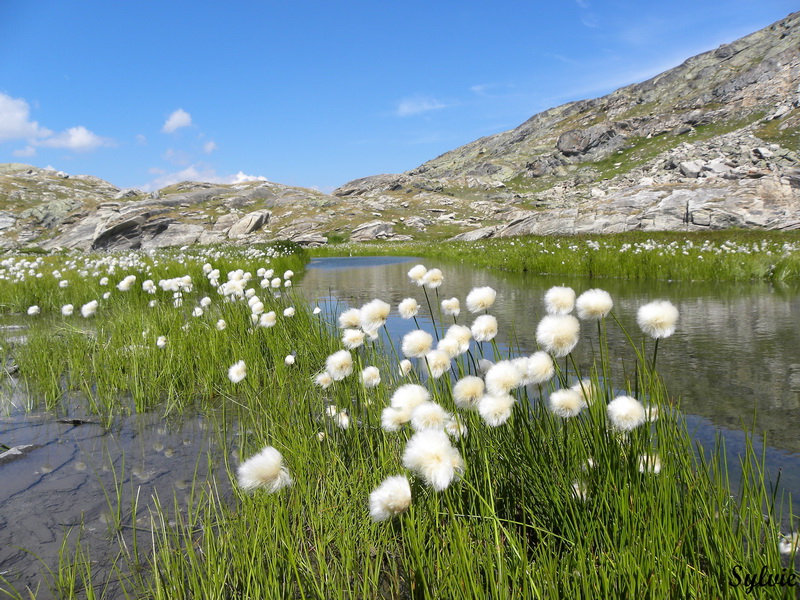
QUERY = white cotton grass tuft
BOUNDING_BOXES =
[369,475,412,522]
[422,268,444,289]
[410,402,451,431]
[466,286,496,313]
[402,330,433,358]
[444,324,472,354]
[338,308,361,329]
[407,264,427,286]
[477,358,495,376]
[444,417,468,440]
[228,360,247,384]
[402,430,464,491]
[259,312,277,328]
[485,361,523,396]
[81,300,98,318]
[607,395,646,431]
[283,307,296,317]
[398,298,420,319]
[436,337,460,359]
[61,304,74,317]
[398,359,413,376]
[638,454,662,474]
[326,350,354,381]
[544,286,576,315]
[192,307,204,317]
[390,384,430,412]
[216,319,227,331]
[452,376,485,410]
[779,532,800,555]
[570,379,594,406]
[441,297,460,316]
[637,300,679,339]
[424,349,451,379]
[381,405,412,432]
[576,289,614,320]
[27,305,40,316]
[156,336,167,349]
[117,275,136,292]
[237,446,292,493]
[536,314,580,357]
[360,299,390,332]
[361,366,381,387]
[313,306,322,315]
[548,389,584,419]
[478,393,516,426]
[314,371,333,389]
[284,354,296,366]
[342,329,366,349]
[471,314,498,342]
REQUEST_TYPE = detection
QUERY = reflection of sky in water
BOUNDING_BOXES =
[301,255,800,503]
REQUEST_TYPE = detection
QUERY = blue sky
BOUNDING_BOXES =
[0,1,797,193]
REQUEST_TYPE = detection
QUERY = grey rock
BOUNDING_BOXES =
[0,212,15,231]
[227,210,270,238]
[679,160,705,178]
[350,220,395,241]
[114,188,142,199]
[450,226,499,241]
[141,223,204,249]
[212,213,240,231]
[556,124,619,156]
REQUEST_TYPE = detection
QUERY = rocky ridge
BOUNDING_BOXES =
[1,12,799,251]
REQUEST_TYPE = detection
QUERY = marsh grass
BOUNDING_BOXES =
[0,247,797,598]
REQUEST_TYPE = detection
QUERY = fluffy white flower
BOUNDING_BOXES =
[453,376,485,410]
[607,395,646,431]
[536,315,580,357]
[390,384,430,411]
[410,402,451,431]
[637,300,679,339]
[117,275,136,292]
[313,306,322,315]
[548,389,583,418]
[228,360,247,384]
[61,304,74,316]
[638,454,662,474]
[359,299,390,332]
[424,349,451,379]
[338,308,362,329]
[478,393,515,426]
[441,297,460,316]
[576,289,613,320]
[407,264,427,286]
[216,319,227,331]
[436,337,460,359]
[544,286,575,315]
[81,300,98,318]
[381,405,412,431]
[398,359,413,376]
[466,286,496,313]
[361,366,381,387]
[283,270,294,280]
[200,296,212,307]
[398,298,420,319]
[471,314,498,342]
[315,371,333,389]
[445,324,472,354]
[326,350,353,381]
[284,355,295,366]
[422,268,444,289]
[402,430,464,491]
[156,336,167,349]
[257,311,276,328]
[342,329,366,349]
[59,280,68,288]
[237,446,292,493]
[369,475,412,522]
[570,379,594,406]
[402,330,433,358]
[192,307,204,317]
[283,307,296,317]
[485,361,523,396]
[27,305,40,316]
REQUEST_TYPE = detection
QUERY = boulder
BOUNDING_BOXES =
[679,160,704,178]
[227,210,270,238]
[556,124,618,156]
[141,223,204,249]
[0,212,15,231]
[350,220,395,241]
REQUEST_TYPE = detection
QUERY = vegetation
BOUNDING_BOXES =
[0,245,798,598]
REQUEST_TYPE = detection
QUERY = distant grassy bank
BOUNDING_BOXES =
[312,230,800,282]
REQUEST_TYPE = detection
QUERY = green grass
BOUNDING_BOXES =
[311,230,800,283]
[1,245,798,598]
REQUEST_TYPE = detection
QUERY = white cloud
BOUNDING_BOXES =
[396,96,448,117]
[0,92,52,141]
[35,126,114,151]
[12,145,36,157]
[162,148,190,165]
[141,163,267,192]
[136,134,147,145]
[203,140,217,153]
[162,108,192,133]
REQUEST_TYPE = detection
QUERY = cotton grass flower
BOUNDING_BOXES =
[192,307,204,317]
[424,349,451,379]
[638,454,662,474]
[359,299,390,332]
[444,324,472,354]
[117,275,136,292]
[471,314,498,342]
[342,329,366,349]
[398,298,420,319]
[361,366,381,387]
[200,296,212,307]
[81,300,98,318]
[548,389,584,418]
[485,360,523,396]
[156,336,167,349]
[444,417,468,440]
[544,286,575,315]
[441,297,460,316]
[369,475,412,522]
[779,532,800,555]
[478,393,515,426]
[407,264,427,286]
[390,384,430,411]
[326,350,353,381]
[410,402,451,431]
[313,306,322,315]
[436,337,460,359]
[216,319,227,331]
[453,376,485,410]
[402,430,464,491]
[576,289,613,320]
[237,446,292,493]
[283,307,296,317]
[518,351,554,385]
[381,406,412,432]
[259,311,277,327]
[27,305,40,316]
[398,359,413,376]
[570,379,594,406]
[314,371,333,389]
[402,330,433,358]
[338,308,361,329]
[536,314,580,357]
[422,268,444,289]
[61,304,74,316]
[284,355,295,366]
[228,360,247,384]
[607,395,646,431]
[637,300,679,339]
[466,286,496,313]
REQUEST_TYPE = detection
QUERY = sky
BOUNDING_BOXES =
[0,1,797,193]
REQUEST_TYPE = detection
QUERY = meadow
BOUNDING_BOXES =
[0,240,798,598]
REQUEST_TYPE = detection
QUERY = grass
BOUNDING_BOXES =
[311,230,800,283]
[0,244,798,598]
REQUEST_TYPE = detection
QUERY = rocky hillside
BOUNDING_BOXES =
[1,11,799,251]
